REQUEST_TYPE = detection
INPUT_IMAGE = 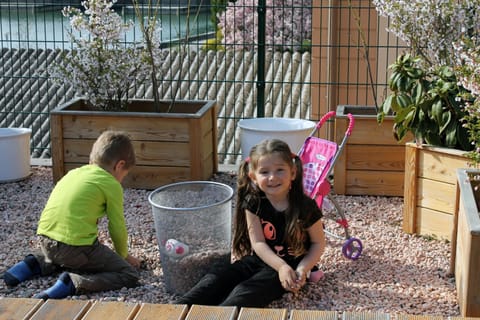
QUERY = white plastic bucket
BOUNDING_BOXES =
[238,117,316,158]
[0,128,31,182]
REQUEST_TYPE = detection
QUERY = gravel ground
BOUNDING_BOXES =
[0,166,459,316]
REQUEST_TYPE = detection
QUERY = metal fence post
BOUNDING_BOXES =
[256,0,266,118]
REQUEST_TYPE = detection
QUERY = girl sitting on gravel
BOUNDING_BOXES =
[176,139,326,307]
[2,130,141,300]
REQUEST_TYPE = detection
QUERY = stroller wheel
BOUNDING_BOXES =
[342,237,362,260]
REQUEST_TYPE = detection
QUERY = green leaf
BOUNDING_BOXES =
[431,100,444,126]
[382,95,394,115]
[439,111,452,135]
[389,72,400,91]
[414,82,424,105]
[445,123,458,147]
[377,111,385,124]
[397,93,412,109]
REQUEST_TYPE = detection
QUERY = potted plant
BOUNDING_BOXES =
[48,0,218,189]
[373,0,478,240]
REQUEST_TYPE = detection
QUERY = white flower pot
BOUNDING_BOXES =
[0,128,31,182]
[238,118,316,158]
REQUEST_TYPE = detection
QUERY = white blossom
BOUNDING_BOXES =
[50,0,159,111]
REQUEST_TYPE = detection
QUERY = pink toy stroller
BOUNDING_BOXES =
[298,111,363,260]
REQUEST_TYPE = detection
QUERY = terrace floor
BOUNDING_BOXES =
[0,166,459,317]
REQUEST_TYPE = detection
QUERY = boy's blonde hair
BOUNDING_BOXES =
[89,130,136,169]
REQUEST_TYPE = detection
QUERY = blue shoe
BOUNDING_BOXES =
[3,255,41,287]
[33,272,76,300]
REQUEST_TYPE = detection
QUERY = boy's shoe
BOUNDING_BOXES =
[33,272,76,300]
[3,255,41,287]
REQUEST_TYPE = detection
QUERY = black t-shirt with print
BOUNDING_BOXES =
[241,192,323,266]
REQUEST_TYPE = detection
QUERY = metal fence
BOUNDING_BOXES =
[0,0,405,165]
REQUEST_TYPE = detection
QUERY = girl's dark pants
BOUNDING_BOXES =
[176,255,286,307]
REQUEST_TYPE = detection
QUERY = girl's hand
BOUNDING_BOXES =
[278,264,299,292]
[126,254,141,268]
[294,267,308,289]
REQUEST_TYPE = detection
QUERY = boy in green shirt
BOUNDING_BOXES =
[2,130,141,299]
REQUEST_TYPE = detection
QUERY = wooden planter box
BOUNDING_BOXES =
[403,143,470,240]
[334,105,409,196]
[451,169,480,317]
[50,98,218,190]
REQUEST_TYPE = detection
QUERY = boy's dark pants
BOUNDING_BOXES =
[33,236,139,293]
[177,255,286,307]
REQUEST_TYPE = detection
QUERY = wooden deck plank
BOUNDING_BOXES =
[343,311,391,320]
[29,299,92,320]
[81,300,140,320]
[237,307,288,320]
[0,297,44,320]
[185,305,238,320]
[396,315,443,320]
[133,303,189,320]
[290,309,338,320]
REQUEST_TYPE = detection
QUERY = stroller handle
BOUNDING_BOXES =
[316,111,355,136]
[345,113,355,136]
[316,111,336,129]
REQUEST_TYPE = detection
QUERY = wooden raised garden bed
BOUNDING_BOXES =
[50,98,218,190]
[403,143,470,240]
[334,105,410,197]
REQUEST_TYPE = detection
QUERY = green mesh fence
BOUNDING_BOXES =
[0,0,404,165]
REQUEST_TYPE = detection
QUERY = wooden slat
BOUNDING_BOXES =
[289,309,338,320]
[50,113,65,183]
[185,305,238,320]
[132,303,188,320]
[416,207,453,240]
[199,152,215,180]
[454,174,480,317]
[342,311,390,320]
[344,170,404,196]
[396,315,443,320]
[63,139,191,166]
[190,117,202,179]
[29,299,92,320]
[339,118,397,146]
[237,307,288,320]
[81,301,139,320]
[449,178,461,275]
[418,147,469,184]
[0,297,44,320]
[61,114,191,142]
[345,145,405,171]
[403,143,418,234]
[64,163,192,190]
[417,178,456,215]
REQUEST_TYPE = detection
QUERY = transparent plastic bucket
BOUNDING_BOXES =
[148,181,234,294]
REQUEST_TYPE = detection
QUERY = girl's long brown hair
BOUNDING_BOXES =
[232,139,307,259]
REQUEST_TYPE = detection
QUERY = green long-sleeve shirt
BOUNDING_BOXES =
[37,164,128,258]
